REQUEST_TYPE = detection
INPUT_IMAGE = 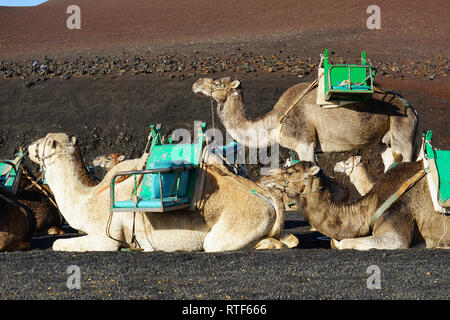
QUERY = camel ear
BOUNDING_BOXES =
[230,80,240,89]
[308,165,320,176]
[354,155,361,165]
[70,136,77,146]
[333,162,344,173]
[117,155,125,162]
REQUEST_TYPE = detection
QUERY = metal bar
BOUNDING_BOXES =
[159,172,163,210]
[110,164,195,210]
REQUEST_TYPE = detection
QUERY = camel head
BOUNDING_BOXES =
[28,133,78,167]
[192,77,241,105]
[92,153,125,171]
[280,162,323,199]
[333,155,362,176]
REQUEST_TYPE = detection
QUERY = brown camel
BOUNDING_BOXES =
[265,161,449,250]
[192,77,418,172]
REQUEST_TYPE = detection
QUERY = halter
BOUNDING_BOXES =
[36,134,64,169]
[282,170,325,197]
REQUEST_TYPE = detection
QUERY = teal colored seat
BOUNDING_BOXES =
[0,157,22,194]
[113,196,189,209]
[425,131,450,207]
[111,123,206,212]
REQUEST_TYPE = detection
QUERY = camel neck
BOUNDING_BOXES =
[44,154,93,231]
[301,182,374,240]
[218,90,279,148]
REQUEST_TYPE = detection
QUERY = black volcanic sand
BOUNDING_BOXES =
[0,58,449,300]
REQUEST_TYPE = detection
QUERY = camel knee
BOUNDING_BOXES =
[296,142,315,162]
[47,226,64,235]
[253,237,285,250]
[280,232,299,248]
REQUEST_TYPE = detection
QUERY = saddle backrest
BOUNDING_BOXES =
[139,123,206,200]
[425,131,450,207]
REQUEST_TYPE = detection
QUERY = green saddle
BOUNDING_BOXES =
[0,150,24,194]
[425,131,450,207]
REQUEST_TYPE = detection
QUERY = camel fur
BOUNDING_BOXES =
[192,77,418,172]
[334,156,376,196]
[28,133,298,252]
[92,153,126,171]
[265,161,449,250]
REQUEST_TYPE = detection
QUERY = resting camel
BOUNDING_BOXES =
[263,161,449,250]
[28,133,298,252]
[334,155,376,196]
[192,77,418,172]
[0,184,63,251]
[92,153,126,171]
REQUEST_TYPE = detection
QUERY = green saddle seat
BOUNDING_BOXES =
[0,152,23,194]
[425,131,450,207]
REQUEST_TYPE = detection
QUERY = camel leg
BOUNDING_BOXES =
[7,240,31,251]
[52,234,120,252]
[295,142,315,162]
[253,237,285,250]
[381,146,396,172]
[203,208,276,252]
[47,226,65,235]
[388,105,417,164]
[280,232,299,248]
[331,232,410,250]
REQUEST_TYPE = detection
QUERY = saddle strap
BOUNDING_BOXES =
[278,79,318,124]
[369,167,430,230]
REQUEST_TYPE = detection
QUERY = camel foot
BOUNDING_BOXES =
[47,226,65,235]
[53,235,120,252]
[309,226,318,232]
[253,237,285,250]
[280,232,299,248]
[10,241,31,251]
[330,239,342,250]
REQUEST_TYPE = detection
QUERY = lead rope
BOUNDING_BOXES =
[209,86,216,131]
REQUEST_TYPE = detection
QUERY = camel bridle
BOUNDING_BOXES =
[36,134,65,169]
[282,169,325,197]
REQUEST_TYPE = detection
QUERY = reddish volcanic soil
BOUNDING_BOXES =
[1,0,449,60]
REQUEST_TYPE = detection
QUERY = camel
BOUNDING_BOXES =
[192,77,418,172]
[28,133,299,252]
[0,188,34,251]
[0,182,64,251]
[334,156,376,196]
[263,161,449,250]
[92,153,125,171]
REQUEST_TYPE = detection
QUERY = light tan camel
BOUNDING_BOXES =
[28,133,298,252]
[192,77,418,171]
[334,156,376,196]
[92,153,125,171]
[264,161,449,250]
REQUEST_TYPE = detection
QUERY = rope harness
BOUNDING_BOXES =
[369,167,430,230]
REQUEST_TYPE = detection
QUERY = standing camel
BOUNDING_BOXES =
[193,77,418,172]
